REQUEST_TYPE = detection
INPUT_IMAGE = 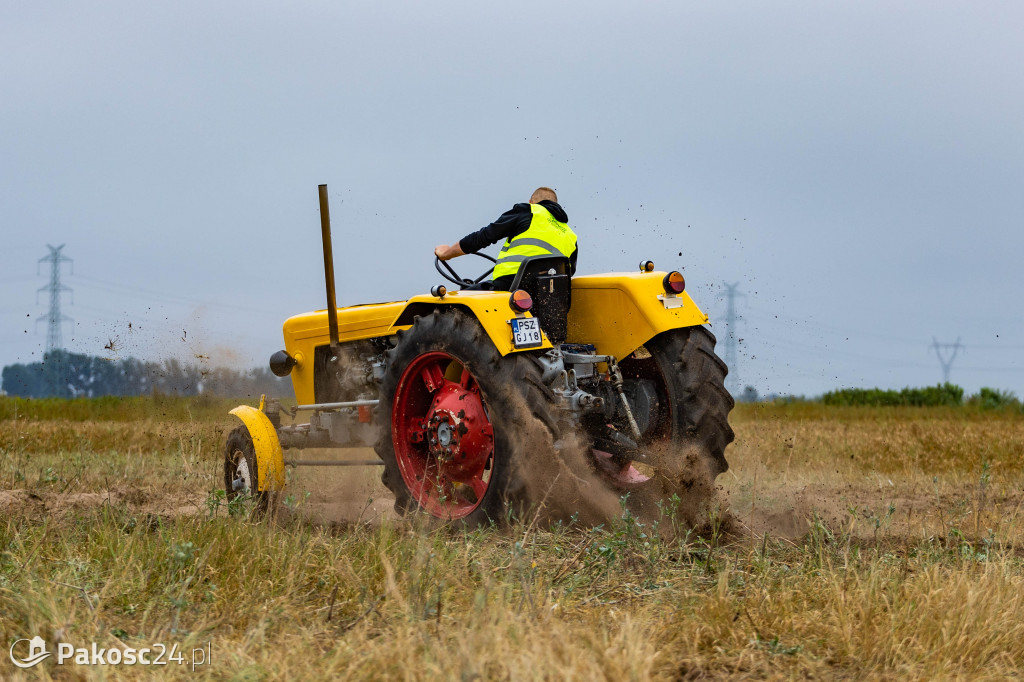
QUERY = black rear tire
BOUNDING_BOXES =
[375,309,560,526]
[596,325,734,511]
[643,326,735,475]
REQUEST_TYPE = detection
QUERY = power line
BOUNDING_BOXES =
[963,342,1024,350]
[71,273,203,307]
[0,275,38,285]
[69,273,282,319]
[744,304,1024,351]
[739,330,1023,374]
[743,305,927,346]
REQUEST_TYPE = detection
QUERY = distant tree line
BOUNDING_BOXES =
[821,383,965,407]
[733,383,1021,411]
[1,350,289,399]
[820,383,1021,410]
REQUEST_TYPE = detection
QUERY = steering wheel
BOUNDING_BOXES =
[435,252,497,289]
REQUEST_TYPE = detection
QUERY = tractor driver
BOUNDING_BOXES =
[433,187,578,292]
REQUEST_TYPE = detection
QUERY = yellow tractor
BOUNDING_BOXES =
[225,186,734,524]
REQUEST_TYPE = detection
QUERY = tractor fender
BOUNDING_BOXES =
[392,292,555,356]
[228,405,286,492]
[566,271,711,361]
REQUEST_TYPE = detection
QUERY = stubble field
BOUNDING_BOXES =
[1,396,1023,680]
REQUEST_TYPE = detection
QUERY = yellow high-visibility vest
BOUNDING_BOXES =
[493,204,577,280]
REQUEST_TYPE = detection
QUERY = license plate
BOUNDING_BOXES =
[510,317,543,349]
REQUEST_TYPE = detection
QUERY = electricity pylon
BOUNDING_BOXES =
[931,337,962,384]
[722,282,744,396]
[37,244,73,353]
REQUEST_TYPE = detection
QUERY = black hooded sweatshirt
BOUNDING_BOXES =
[458,200,578,291]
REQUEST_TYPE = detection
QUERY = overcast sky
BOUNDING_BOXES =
[2,1,1022,398]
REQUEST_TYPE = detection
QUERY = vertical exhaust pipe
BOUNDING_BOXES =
[318,184,340,350]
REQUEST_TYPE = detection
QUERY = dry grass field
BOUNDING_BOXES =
[2,396,1023,680]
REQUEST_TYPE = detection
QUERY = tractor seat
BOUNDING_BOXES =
[508,255,572,346]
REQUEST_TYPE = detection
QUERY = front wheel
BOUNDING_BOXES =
[223,426,271,516]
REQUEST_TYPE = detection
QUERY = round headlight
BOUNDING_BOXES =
[269,350,297,377]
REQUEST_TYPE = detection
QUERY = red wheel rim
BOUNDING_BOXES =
[392,351,495,519]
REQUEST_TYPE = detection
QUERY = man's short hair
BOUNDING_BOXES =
[530,187,558,203]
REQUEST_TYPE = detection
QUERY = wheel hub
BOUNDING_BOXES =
[232,450,251,489]
[436,421,453,447]
[232,455,252,493]
[423,382,493,478]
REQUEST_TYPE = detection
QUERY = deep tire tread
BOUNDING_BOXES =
[374,309,560,525]
[646,326,735,475]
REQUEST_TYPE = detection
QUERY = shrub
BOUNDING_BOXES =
[821,383,964,407]
[968,387,1021,411]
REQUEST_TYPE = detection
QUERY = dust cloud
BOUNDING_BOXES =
[271,448,397,528]
[513,426,624,527]
[257,374,729,532]
[267,415,729,534]
[505,389,726,533]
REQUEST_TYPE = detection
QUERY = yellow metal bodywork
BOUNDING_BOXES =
[280,290,552,405]
[275,271,706,404]
[228,405,286,492]
[566,271,708,361]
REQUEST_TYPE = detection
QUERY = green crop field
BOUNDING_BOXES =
[2,396,1023,679]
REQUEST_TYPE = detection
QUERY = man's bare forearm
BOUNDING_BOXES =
[433,242,465,261]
